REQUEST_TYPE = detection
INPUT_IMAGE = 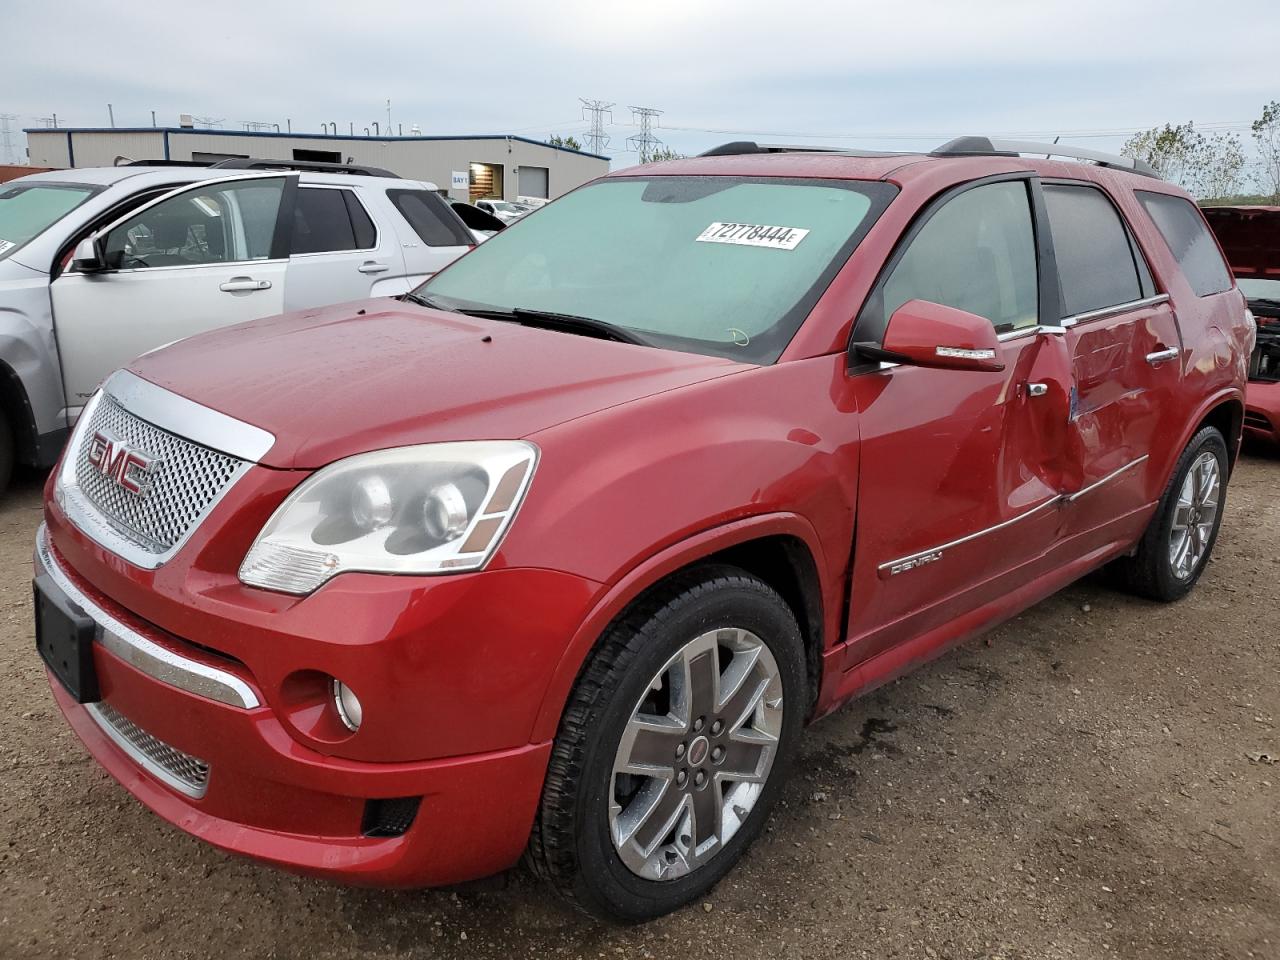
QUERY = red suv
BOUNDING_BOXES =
[35,137,1253,921]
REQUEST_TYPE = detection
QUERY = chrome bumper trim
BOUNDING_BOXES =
[36,524,260,709]
[86,701,210,799]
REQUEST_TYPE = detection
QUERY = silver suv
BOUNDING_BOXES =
[0,160,476,492]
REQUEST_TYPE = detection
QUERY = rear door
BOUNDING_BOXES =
[1041,181,1184,539]
[282,184,408,309]
[50,174,293,412]
[384,187,474,287]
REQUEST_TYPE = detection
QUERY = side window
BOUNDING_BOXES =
[102,177,285,270]
[881,180,1039,332]
[345,192,377,249]
[387,189,473,247]
[1043,184,1145,316]
[290,188,371,254]
[1138,192,1233,297]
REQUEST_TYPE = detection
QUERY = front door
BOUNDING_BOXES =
[842,177,1074,667]
[50,174,294,413]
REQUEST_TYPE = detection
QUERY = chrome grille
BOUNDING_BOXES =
[73,394,247,554]
[88,702,211,798]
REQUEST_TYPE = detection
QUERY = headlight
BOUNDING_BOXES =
[239,440,538,594]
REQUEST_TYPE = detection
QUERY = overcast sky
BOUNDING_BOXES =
[3,0,1277,169]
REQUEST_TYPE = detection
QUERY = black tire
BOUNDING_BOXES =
[1114,426,1229,602]
[527,564,807,922]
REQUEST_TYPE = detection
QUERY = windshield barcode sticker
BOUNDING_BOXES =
[696,222,809,250]
[0,240,15,255]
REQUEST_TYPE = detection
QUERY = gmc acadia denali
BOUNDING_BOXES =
[34,138,1254,921]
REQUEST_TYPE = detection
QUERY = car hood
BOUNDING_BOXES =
[127,299,751,469]
[1202,206,1280,281]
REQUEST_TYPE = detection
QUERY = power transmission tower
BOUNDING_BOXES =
[627,106,664,163]
[579,98,613,154]
[0,114,17,165]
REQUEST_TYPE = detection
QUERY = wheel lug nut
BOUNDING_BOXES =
[675,742,686,759]
[711,719,724,735]
[711,745,725,764]
[676,769,688,787]
[695,770,707,788]
[693,716,705,732]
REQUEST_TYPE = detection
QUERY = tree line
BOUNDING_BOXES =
[1122,101,1280,204]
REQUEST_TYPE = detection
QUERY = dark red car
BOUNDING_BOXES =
[35,137,1253,921]
[1202,205,1280,446]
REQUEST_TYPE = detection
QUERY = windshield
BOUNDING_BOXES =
[419,176,896,363]
[1239,278,1280,302]
[0,182,99,261]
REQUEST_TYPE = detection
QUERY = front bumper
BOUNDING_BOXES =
[35,523,593,886]
[1245,379,1280,445]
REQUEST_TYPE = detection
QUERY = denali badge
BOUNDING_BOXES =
[86,431,160,496]
[886,550,944,578]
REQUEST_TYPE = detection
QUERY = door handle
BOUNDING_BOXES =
[1146,346,1179,366]
[219,278,271,292]
[1023,382,1049,397]
[358,261,390,274]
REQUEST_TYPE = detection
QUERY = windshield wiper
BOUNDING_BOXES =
[452,305,650,346]
[402,294,649,346]
[401,291,448,309]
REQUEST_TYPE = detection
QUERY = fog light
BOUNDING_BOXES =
[332,679,363,731]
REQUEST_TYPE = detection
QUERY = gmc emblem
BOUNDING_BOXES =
[86,431,160,496]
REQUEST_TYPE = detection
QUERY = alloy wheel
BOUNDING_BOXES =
[609,628,783,881]
[1169,451,1220,580]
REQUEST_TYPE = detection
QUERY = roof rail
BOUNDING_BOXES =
[208,158,400,178]
[120,159,217,167]
[698,140,901,159]
[931,137,1159,179]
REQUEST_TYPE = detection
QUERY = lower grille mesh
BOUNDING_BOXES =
[90,702,210,798]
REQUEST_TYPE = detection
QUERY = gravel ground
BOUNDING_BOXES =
[1,453,1277,960]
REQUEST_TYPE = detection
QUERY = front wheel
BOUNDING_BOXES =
[527,566,806,922]
[1115,426,1229,602]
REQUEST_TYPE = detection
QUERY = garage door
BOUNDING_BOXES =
[517,166,549,199]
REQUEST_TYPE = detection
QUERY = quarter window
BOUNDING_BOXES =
[1138,192,1233,297]
[880,180,1039,332]
[101,177,285,270]
[388,189,473,247]
[1043,184,1145,316]
[291,188,376,254]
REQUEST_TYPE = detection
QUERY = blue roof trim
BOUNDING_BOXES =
[22,127,611,161]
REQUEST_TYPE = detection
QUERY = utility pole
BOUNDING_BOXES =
[386,99,392,135]
[627,106,664,164]
[579,98,613,154]
[0,114,18,165]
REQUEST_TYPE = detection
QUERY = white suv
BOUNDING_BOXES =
[0,160,475,491]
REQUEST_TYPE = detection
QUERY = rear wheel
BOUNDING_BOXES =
[527,566,806,921]
[1115,426,1228,602]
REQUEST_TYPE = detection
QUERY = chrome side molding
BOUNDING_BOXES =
[878,456,1149,578]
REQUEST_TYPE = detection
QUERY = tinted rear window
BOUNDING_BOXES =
[1044,184,1144,316]
[1138,192,1232,297]
[388,189,472,247]
[292,188,362,254]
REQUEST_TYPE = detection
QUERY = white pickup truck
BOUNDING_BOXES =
[0,160,483,492]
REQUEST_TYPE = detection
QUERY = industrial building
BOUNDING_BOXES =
[23,126,610,202]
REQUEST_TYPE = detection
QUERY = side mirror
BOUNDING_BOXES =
[71,236,107,273]
[857,299,1005,372]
